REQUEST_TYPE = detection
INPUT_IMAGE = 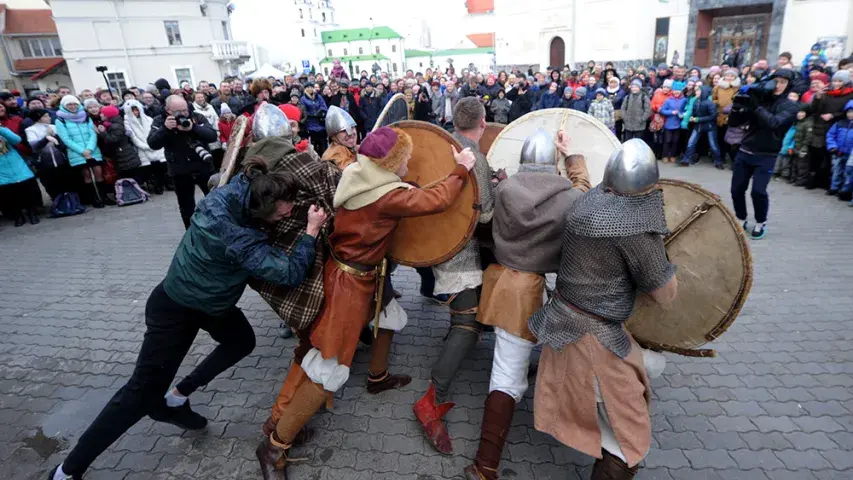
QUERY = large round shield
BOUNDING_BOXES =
[217,114,249,187]
[479,122,505,157]
[386,121,480,267]
[372,93,409,132]
[626,179,753,357]
[486,109,619,185]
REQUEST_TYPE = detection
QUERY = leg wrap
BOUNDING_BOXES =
[591,449,639,480]
[369,328,394,374]
[489,328,535,401]
[472,390,516,480]
[274,380,326,444]
[431,288,482,402]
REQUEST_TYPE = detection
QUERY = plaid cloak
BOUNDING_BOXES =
[245,137,341,330]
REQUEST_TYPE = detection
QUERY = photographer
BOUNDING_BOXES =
[728,69,799,240]
[148,95,218,229]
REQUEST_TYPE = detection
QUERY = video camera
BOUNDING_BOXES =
[731,72,777,115]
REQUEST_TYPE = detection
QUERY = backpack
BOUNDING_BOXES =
[34,143,69,171]
[50,192,86,217]
[114,178,150,206]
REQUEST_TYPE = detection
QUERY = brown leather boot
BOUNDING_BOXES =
[366,370,412,394]
[366,329,411,394]
[255,433,288,480]
[591,450,639,480]
[462,390,516,480]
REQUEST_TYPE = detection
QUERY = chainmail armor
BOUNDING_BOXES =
[453,132,495,223]
[565,184,668,238]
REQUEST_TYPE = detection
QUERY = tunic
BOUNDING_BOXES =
[323,143,357,170]
[477,265,541,343]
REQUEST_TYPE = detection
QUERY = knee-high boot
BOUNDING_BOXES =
[262,331,314,437]
[366,328,411,394]
[591,450,639,480]
[256,380,326,480]
[463,391,516,480]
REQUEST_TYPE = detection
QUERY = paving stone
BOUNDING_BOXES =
[683,449,737,469]
[775,449,833,470]
[729,449,785,470]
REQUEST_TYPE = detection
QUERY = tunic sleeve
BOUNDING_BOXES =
[617,233,677,293]
[379,165,469,218]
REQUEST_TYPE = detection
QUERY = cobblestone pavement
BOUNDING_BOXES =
[1,162,852,480]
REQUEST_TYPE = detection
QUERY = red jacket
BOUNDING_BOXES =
[0,114,31,156]
[219,118,234,144]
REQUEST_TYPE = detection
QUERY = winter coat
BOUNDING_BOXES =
[219,118,235,146]
[688,88,718,133]
[807,87,853,148]
[192,102,221,150]
[681,96,698,130]
[568,97,591,113]
[210,94,243,117]
[460,83,486,98]
[0,114,32,157]
[606,87,626,110]
[728,93,799,156]
[0,126,35,185]
[124,100,166,166]
[621,92,651,132]
[490,98,510,124]
[712,81,739,126]
[430,91,445,121]
[588,98,615,129]
[144,101,165,120]
[54,108,103,167]
[780,126,796,154]
[100,120,142,172]
[792,117,814,157]
[585,84,602,101]
[506,88,533,123]
[826,118,853,156]
[147,111,218,176]
[359,94,383,131]
[301,93,327,133]
[650,89,671,114]
[536,91,562,110]
[661,96,687,130]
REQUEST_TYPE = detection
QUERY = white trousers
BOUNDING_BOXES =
[489,327,536,402]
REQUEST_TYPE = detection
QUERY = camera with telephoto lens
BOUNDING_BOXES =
[194,144,212,163]
[175,115,192,129]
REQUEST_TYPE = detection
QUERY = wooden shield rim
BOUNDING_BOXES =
[628,178,754,357]
[386,120,480,267]
[485,108,620,176]
[219,115,249,186]
[480,122,505,158]
[372,93,407,133]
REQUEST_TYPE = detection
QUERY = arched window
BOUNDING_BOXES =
[301,29,305,37]
[359,47,363,54]
[298,8,302,19]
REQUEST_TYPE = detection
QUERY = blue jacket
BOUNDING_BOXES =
[163,174,317,316]
[0,126,35,186]
[780,126,796,154]
[301,93,328,133]
[661,96,687,130]
[55,109,103,167]
[568,97,591,113]
[535,91,562,110]
[826,118,853,156]
[690,88,718,133]
[585,84,602,101]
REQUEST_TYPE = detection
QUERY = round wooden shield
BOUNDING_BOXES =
[486,109,619,185]
[479,122,505,158]
[626,179,753,357]
[386,121,480,267]
[372,93,409,132]
[218,114,249,186]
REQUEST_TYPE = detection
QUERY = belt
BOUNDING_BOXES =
[556,290,609,323]
[329,250,388,339]
[331,256,377,277]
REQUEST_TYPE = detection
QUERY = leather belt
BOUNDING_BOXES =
[556,290,609,323]
[332,256,376,277]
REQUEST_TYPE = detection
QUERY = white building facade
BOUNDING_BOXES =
[51,0,249,93]
[319,27,405,78]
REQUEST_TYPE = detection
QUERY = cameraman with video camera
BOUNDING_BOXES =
[728,68,799,240]
[148,95,219,229]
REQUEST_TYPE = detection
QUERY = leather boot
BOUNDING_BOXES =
[463,391,516,480]
[14,212,26,227]
[27,208,40,225]
[97,181,115,205]
[413,383,455,454]
[255,433,289,480]
[591,450,639,480]
[87,182,104,208]
[366,329,411,394]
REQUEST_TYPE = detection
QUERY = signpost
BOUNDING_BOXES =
[301,60,311,74]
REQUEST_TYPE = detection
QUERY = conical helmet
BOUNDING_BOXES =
[252,103,292,140]
[520,128,556,165]
[601,139,659,194]
[325,105,356,136]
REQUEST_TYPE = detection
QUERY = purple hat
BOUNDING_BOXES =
[358,126,412,172]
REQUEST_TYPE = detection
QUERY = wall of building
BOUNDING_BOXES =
[65,52,225,91]
[779,0,849,64]
[36,71,73,92]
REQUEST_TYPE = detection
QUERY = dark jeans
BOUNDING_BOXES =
[681,129,721,165]
[174,171,211,229]
[731,150,775,224]
[62,283,255,476]
[148,162,167,192]
[623,130,644,141]
[662,129,681,158]
[309,130,328,157]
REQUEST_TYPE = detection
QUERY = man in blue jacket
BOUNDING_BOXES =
[48,161,329,480]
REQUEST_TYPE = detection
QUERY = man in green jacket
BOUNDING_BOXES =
[48,159,329,480]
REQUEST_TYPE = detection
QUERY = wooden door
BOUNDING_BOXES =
[711,14,770,67]
[550,37,566,69]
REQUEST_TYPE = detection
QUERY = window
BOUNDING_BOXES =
[343,48,348,55]
[164,21,182,45]
[174,67,194,87]
[324,67,329,75]
[314,29,317,38]
[328,49,332,56]
[393,63,398,72]
[19,37,62,58]
[375,46,380,54]
[299,8,303,19]
[330,12,334,22]
[221,21,230,40]
[322,12,326,22]
[392,45,397,53]
[106,72,127,93]
[301,29,305,38]
[358,47,363,54]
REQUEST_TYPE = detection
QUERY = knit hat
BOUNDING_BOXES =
[811,43,822,51]
[279,104,301,122]
[26,108,49,122]
[61,95,81,107]
[663,79,674,88]
[812,72,830,85]
[574,86,587,97]
[657,63,668,70]
[101,105,120,119]
[672,81,686,92]
[708,66,721,76]
[724,68,739,77]
[358,126,413,173]
[83,98,100,109]
[563,86,573,95]
[219,103,233,116]
[631,79,643,88]
[688,76,700,83]
[832,70,851,86]
[595,88,607,97]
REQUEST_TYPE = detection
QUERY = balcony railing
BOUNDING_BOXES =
[211,40,249,61]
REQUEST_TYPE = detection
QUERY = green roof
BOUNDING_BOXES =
[319,54,389,63]
[404,47,495,59]
[321,27,402,44]
[405,49,432,58]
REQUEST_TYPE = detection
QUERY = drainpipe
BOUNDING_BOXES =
[111,0,135,88]
[571,0,578,67]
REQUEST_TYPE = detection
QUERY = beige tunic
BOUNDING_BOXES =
[477,264,541,343]
[534,333,651,467]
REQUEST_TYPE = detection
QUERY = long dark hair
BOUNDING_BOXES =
[243,157,299,219]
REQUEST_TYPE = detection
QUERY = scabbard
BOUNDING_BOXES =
[372,258,388,338]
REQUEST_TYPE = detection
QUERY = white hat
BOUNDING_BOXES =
[60,95,81,107]
[220,103,232,116]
